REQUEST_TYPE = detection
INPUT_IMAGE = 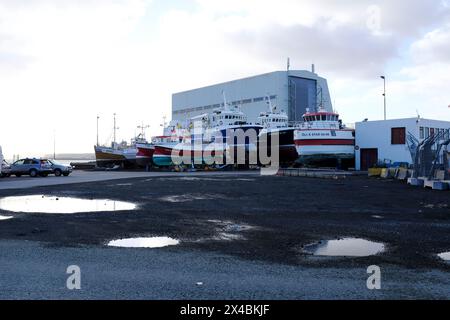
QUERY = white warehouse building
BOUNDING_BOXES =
[355,118,450,171]
[172,69,333,124]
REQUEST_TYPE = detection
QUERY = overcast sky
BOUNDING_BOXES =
[1,0,450,158]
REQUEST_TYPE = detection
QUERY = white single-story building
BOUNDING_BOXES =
[355,118,450,170]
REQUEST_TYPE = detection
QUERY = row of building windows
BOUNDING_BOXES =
[419,127,450,140]
[392,127,450,145]
[173,95,277,115]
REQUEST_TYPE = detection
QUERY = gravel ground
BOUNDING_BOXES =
[0,173,449,299]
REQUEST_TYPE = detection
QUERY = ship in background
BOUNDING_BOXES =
[293,107,355,169]
[94,114,147,168]
[173,92,263,167]
[257,97,298,167]
[136,118,187,167]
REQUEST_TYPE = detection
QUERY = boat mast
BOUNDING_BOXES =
[266,95,274,113]
[137,122,150,139]
[222,90,230,110]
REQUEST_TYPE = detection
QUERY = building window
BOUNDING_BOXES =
[419,127,424,139]
[425,127,430,138]
[391,127,406,145]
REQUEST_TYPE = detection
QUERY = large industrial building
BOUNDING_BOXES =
[172,69,333,124]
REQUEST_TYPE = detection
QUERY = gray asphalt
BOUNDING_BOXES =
[0,240,449,300]
[0,170,258,190]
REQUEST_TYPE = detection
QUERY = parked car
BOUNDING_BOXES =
[10,158,53,177]
[42,159,73,177]
[1,160,11,178]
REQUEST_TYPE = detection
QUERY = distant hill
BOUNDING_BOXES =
[42,153,95,160]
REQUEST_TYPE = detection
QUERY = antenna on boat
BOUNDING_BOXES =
[222,90,230,110]
[316,85,324,112]
[161,115,167,128]
[266,95,275,113]
[137,122,150,139]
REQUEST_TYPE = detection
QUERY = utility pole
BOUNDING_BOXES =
[113,113,117,147]
[96,115,100,146]
[53,129,56,160]
[381,76,386,120]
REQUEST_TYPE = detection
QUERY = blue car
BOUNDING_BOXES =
[43,159,73,177]
[10,158,53,177]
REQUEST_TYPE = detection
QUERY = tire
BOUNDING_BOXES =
[54,169,62,177]
[29,169,38,177]
[15,174,22,177]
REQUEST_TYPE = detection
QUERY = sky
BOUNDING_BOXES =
[1,0,450,158]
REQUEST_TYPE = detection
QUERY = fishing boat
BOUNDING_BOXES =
[257,99,298,166]
[151,136,184,167]
[94,114,147,168]
[135,142,155,167]
[293,108,355,167]
[194,93,262,166]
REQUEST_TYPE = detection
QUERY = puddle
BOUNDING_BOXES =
[159,194,226,203]
[438,252,450,262]
[303,238,385,257]
[108,237,179,248]
[0,195,136,214]
[115,183,133,186]
[0,215,13,220]
[371,215,384,219]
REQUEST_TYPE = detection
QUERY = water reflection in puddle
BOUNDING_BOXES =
[0,215,13,220]
[108,237,180,248]
[0,195,136,214]
[304,238,385,257]
[438,252,450,261]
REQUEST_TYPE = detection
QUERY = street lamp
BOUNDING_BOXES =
[96,115,100,147]
[380,76,386,120]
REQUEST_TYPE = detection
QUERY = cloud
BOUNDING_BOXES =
[0,0,449,157]
[199,0,450,79]
[411,23,450,64]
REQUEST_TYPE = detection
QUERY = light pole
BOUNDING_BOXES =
[96,115,100,147]
[381,76,386,120]
[53,129,56,160]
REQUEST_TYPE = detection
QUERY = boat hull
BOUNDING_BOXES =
[173,143,227,166]
[258,128,298,166]
[153,145,175,167]
[94,146,137,168]
[136,143,155,167]
[294,129,355,165]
